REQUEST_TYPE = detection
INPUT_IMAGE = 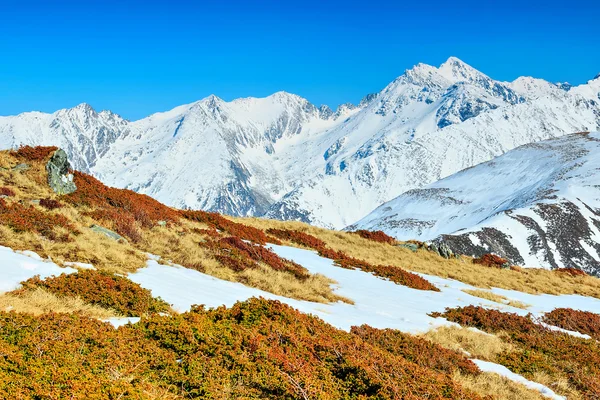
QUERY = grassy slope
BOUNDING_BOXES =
[1,147,600,398]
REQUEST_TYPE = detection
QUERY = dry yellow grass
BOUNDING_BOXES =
[530,372,582,400]
[0,287,119,319]
[423,326,583,399]
[421,325,513,361]
[462,289,530,309]
[455,371,547,400]
[234,216,600,299]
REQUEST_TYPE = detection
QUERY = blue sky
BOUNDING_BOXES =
[0,0,598,120]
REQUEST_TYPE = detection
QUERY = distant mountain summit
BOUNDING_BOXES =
[350,132,600,276]
[0,57,599,228]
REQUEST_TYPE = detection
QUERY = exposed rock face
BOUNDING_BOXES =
[46,149,77,195]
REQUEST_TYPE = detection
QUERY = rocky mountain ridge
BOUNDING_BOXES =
[0,57,599,228]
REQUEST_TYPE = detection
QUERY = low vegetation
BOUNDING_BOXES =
[0,148,342,303]
[0,298,487,399]
[433,305,600,398]
[3,146,600,304]
[351,324,480,376]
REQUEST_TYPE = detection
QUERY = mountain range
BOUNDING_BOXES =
[0,57,599,232]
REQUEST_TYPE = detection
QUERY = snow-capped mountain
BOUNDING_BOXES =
[350,132,600,276]
[0,57,599,229]
[0,103,129,172]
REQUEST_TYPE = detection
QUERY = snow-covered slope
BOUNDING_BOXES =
[0,57,599,227]
[351,132,600,276]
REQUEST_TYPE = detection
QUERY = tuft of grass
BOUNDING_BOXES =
[421,325,513,361]
[462,289,529,309]
[454,371,547,400]
[0,287,119,319]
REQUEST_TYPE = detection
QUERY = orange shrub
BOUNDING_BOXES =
[351,229,396,244]
[473,253,509,268]
[15,270,170,317]
[11,145,58,161]
[351,325,480,376]
[543,308,600,340]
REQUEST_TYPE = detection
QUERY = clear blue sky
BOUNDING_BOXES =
[1,0,598,120]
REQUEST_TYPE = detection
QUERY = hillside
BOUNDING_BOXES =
[1,57,599,228]
[1,147,600,398]
[351,132,600,276]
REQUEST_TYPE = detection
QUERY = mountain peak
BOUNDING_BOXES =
[73,102,96,112]
[438,57,486,83]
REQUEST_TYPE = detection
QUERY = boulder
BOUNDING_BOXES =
[397,243,418,252]
[46,149,76,195]
[12,163,30,172]
[438,243,454,259]
[90,224,124,241]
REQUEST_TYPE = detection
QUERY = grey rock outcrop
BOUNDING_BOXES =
[46,149,77,195]
[90,224,124,241]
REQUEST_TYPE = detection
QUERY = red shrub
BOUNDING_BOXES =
[267,228,327,249]
[473,253,509,268]
[85,209,142,243]
[39,198,62,210]
[203,236,309,280]
[181,210,278,245]
[351,230,396,244]
[434,305,600,397]
[11,145,58,161]
[543,308,600,340]
[555,267,587,277]
[267,228,439,291]
[0,198,75,239]
[65,171,180,227]
[0,187,15,197]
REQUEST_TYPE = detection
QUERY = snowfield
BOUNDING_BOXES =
[0,246,76,293]
[129,244,600,334]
